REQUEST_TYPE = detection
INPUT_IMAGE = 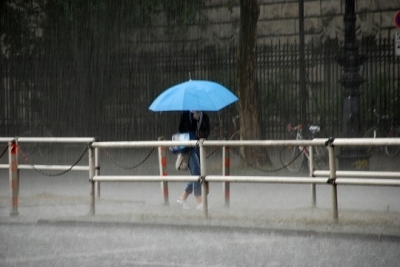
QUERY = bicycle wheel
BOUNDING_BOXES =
[363,127,375,154]
[384,129,400,157]
[313,146,329,170]
[229,130,240,141]
[19,130,39,156]
[280,146,304,172]
[207,127,224,158]
[37,129,54,156]
[229,131,241,159]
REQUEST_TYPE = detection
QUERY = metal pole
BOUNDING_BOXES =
[89,144,95,216]
[223,146,230,208]
[336,0,368,170]
[199,139,208,218]
[299,0,308,139]
[158,136,169,205]
[309,146,316,208]
[8,141,19,216]
[328,144,338,223]
[95,147,100,199]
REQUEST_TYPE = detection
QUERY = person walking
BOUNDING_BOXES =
[176,110,210,210]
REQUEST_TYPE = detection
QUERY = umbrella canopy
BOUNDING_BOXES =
[149,80,238,112]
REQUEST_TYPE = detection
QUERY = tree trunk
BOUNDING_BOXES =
[237,0,271,167]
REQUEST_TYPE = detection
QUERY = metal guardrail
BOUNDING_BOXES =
[90,138,400,222]
[0,137,96,216]
[0,137,95,171]
[1,137,400,223]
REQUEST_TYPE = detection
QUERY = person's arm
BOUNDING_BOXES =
[179,111,190,133]
[198,113,210,139]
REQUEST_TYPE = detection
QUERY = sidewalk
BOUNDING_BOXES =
[0,146,399,240]
[0,185,399,240]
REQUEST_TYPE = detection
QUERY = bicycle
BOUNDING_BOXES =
[384,126,400,157]
[280,123,329,172]
[19,123,53,156]
[228,115,240,140]
[209,114,240,141]
[363,109,400,157]
[208,114,240,158]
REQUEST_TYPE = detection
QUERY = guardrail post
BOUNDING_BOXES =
[222,146,230,208]
[89,143,95,216]
[309,145,316,208]
[9,140,19,216]
[158,136,169,205]
[95,146,100,199]
[199,139,208,218]
[327,140,338,223]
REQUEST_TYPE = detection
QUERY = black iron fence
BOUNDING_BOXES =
[1,37,399,141]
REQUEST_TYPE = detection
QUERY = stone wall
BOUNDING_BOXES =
[127,0,400,49]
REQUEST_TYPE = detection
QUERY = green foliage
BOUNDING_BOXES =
[160,0,209,30]
[223,0,238,13]
[1,0,210,58]
[50,0,209,31]
[362,73,400,128]
[260,69,297,125]
[0,0,45,57]
[51,0,158,27]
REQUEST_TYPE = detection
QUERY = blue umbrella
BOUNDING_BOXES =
[149,80,238,112]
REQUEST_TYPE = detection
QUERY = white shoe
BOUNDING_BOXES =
[196,203,209,211]
[177,198,190,210]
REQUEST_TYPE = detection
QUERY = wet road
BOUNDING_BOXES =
[0,147,400,266]
[1,222,399,267]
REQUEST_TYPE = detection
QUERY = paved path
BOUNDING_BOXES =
[2,222,399,267]
[0,146,399,238]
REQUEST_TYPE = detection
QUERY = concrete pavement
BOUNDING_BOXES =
[0,145,399,239]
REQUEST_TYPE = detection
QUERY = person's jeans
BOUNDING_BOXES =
[184,148,201,196]
[188,147,200,175]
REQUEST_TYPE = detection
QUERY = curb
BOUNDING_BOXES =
[33,217,400,242]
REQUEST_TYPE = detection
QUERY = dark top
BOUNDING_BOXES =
[178,111,210,140]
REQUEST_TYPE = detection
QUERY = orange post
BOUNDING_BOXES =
[223,146,230,207]
[158,137,169,205]
[9,141,19,216]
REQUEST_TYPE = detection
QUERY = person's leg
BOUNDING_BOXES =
[195,195,202,205]
[178,182,193,200]
[188,148,201,176]
[178,149,202,209]
[189,149,202,203]
[177,182,193,209]
[178,191,189,201]
[189,148,203,206]
[193,182,202,205]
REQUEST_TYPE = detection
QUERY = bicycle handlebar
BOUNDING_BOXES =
[285,123,320,134]
[373,109,390,120]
